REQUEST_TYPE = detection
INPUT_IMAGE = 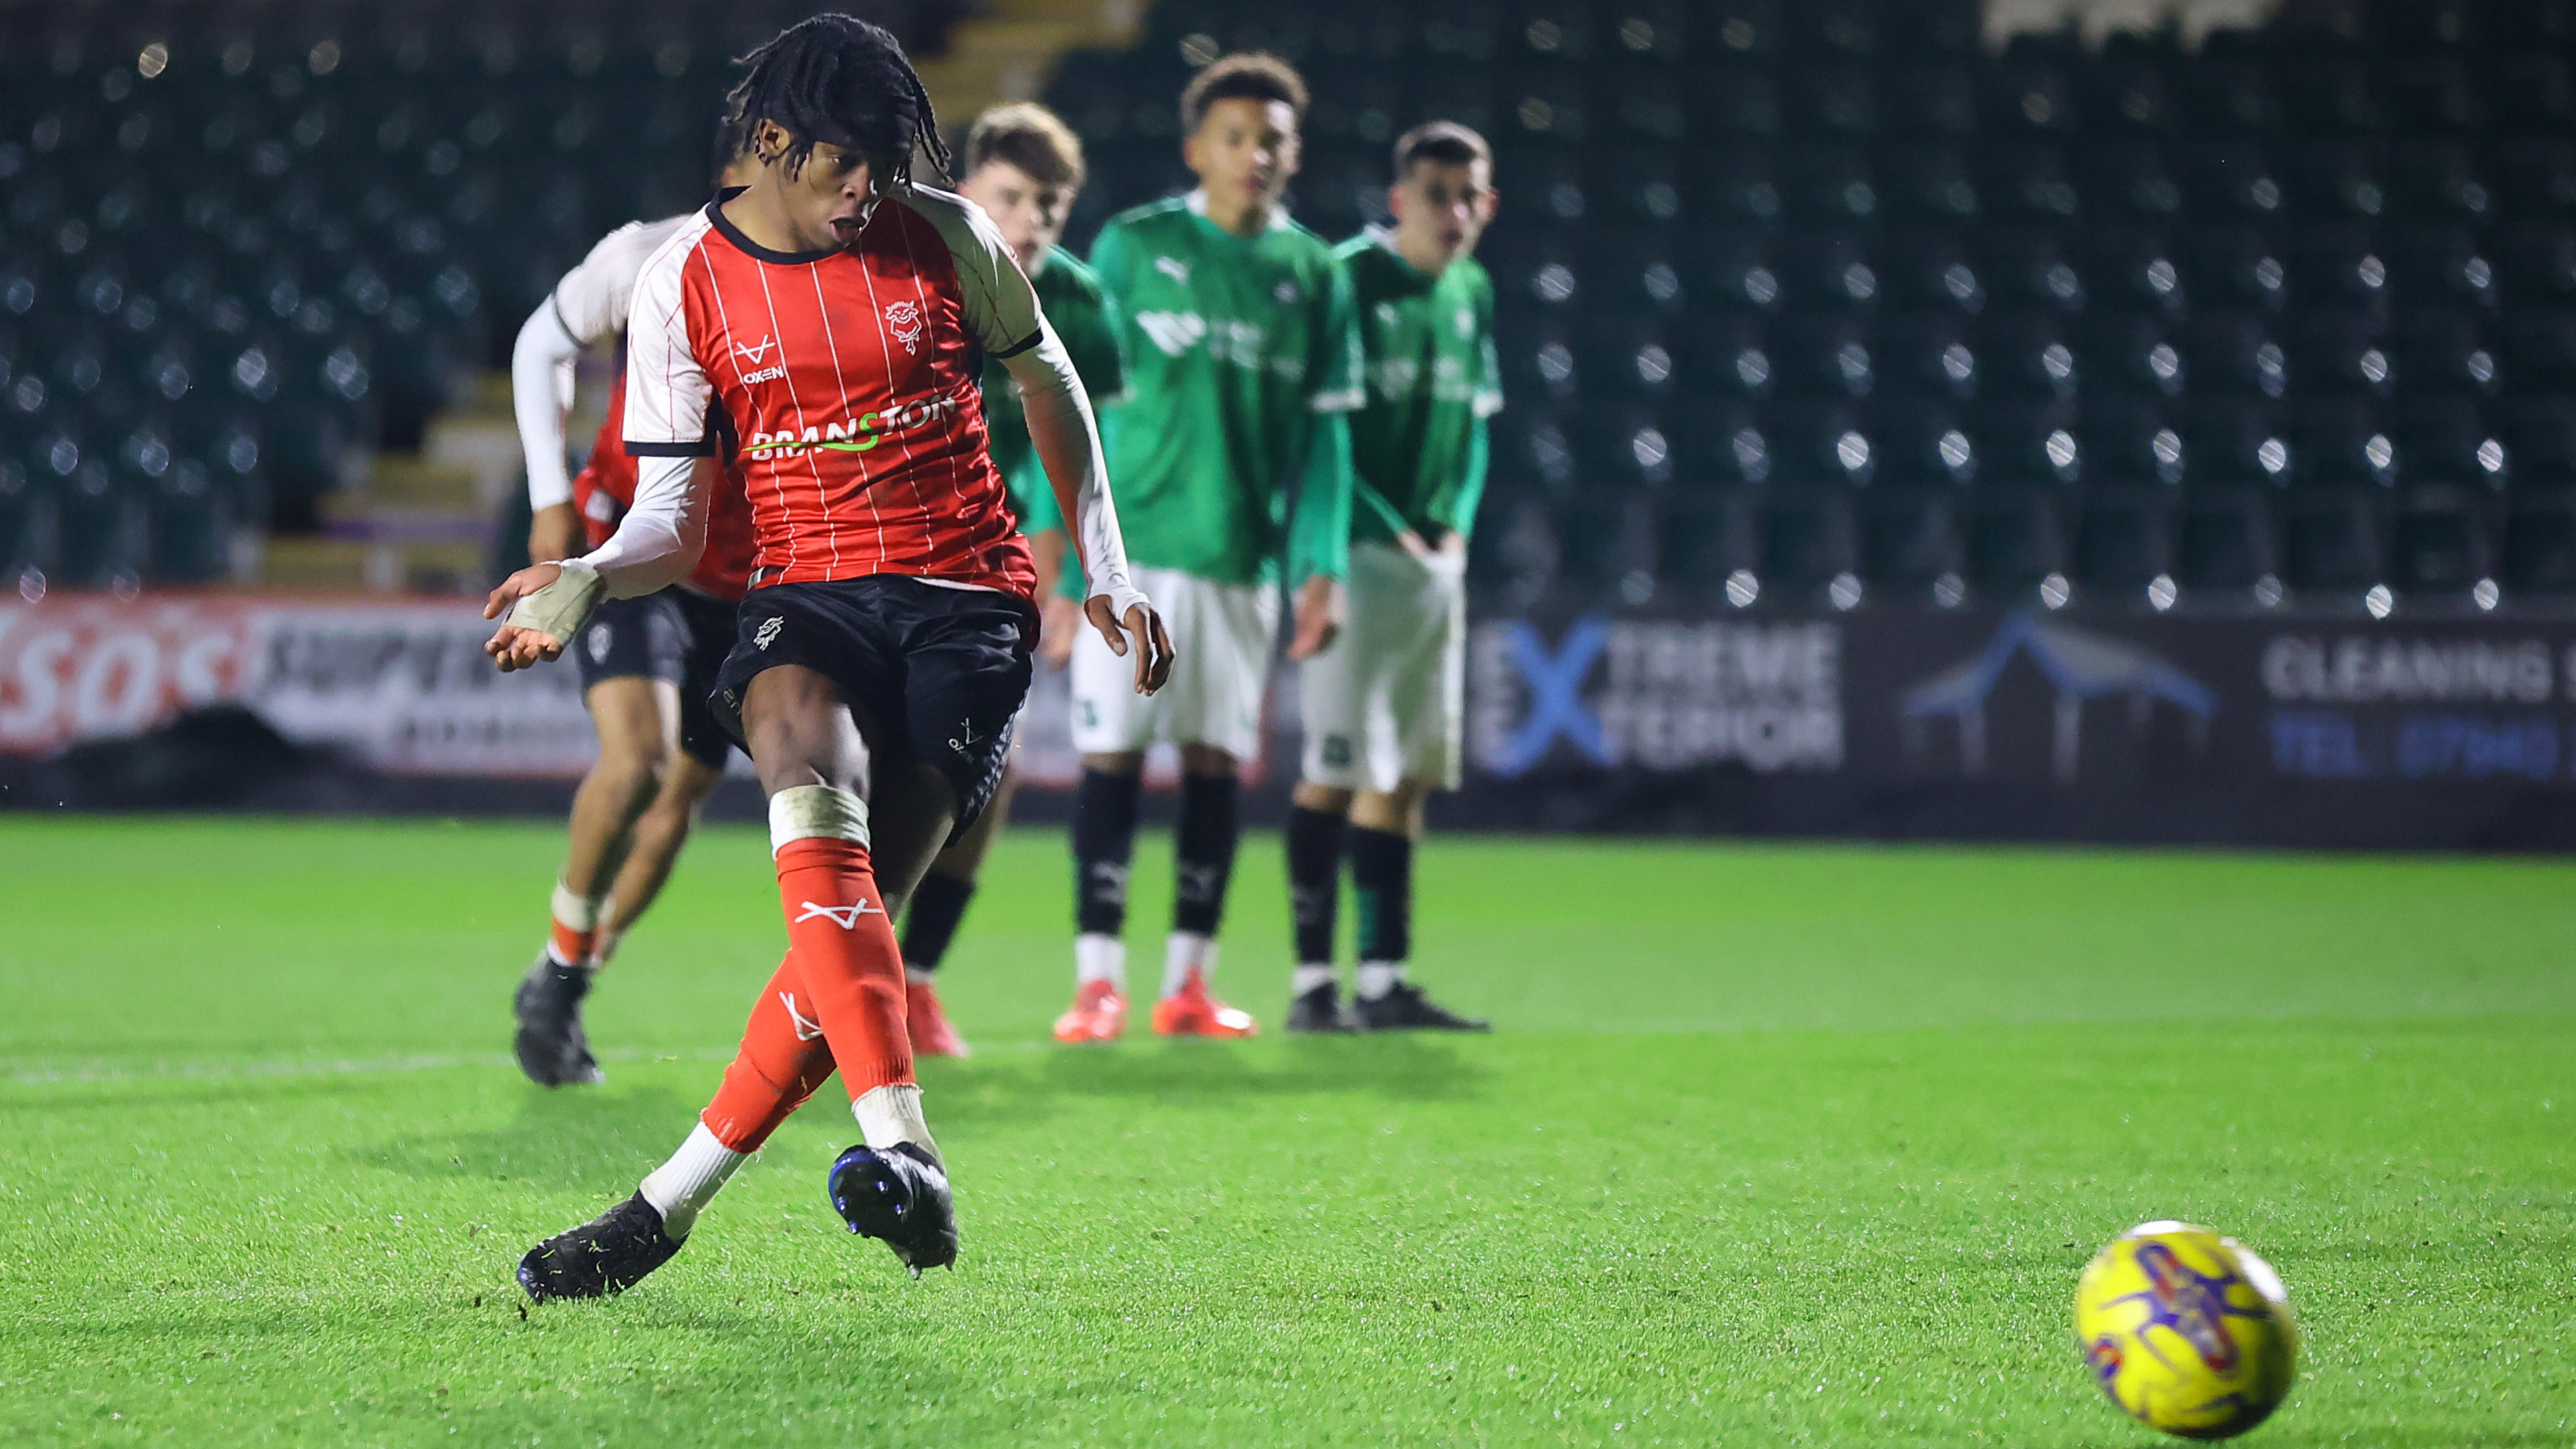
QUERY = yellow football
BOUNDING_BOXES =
[2073,1221,2299,1439]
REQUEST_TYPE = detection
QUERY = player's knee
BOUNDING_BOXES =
[589,742,668,810]
[660,754,727,810]
[1352,782,1430,836]
[1292,780,1354,814]
[1179,743,1240,778]
[1081,750,1145,776]
[636,781,706,844]
[744,669,869,796]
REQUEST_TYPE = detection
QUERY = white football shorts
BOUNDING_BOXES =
[1070,564,1280,761]
[1298,540,1468,793]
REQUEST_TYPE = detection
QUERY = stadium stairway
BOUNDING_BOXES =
[266,375,523,593]
[913,0,1144,124]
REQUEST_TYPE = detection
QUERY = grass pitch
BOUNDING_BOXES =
[2,817,2571,1446]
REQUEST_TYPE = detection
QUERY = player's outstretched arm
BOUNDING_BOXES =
[482,456,715,673]
[1001,323,1173,695]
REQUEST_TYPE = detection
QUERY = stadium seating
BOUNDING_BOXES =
[0,0,954,590]
[8,0,2576,619]
[1048,0,2576,617]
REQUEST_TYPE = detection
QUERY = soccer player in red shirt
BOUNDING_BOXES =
[483,14,1171,1299]
[503,128,766,1089]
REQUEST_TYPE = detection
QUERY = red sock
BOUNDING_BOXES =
[547,924,593,966]
[701,951,838,1152]
[773,836,915,1097]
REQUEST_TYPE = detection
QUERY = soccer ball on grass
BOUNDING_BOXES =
[2073,1220,2298,1439]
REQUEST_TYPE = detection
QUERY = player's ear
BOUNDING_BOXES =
[752,120,791,166]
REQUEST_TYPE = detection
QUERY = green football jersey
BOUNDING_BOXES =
[1088,192,1363,586]
[1335,229,1503,546]
[980,246,1125,534]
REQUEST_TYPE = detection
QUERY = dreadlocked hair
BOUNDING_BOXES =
[724,13,951,187]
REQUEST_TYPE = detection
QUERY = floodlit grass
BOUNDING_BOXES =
[2,817,2570,1445]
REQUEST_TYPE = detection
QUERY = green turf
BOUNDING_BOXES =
[2,818,2571,1446]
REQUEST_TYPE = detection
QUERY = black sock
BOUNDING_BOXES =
[1350,826,1413,967]
[1073,768,1141,936]
[1285,804,1346,965]
[1171,770,1240,937]
[899,870,976,974]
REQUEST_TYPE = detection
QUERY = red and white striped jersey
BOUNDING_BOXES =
[621,185,1042,597]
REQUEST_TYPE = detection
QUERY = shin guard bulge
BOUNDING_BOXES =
[770,785,915,1098]
[700,951,839,1152]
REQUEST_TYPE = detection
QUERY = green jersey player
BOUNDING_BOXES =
[892,102,1127,1054]
[1056,52,1362,1044]
[1284,122,1501,1035]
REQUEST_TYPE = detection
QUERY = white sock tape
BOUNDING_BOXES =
[550,881,604,932]
[638,1122,748,1241]
[504,557,604,645]
[769,784,871,855]
[853,1082,937,1165]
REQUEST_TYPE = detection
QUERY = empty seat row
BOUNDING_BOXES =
[1489,393,2561,492]
[1472,482,2576,613]
[1500,309,2543,413]
[0,454,259,587]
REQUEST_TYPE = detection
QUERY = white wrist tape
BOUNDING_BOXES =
[504,558,603,645]
[1089,577,1153,625]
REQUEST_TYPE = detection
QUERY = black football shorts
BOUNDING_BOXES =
[710,576,1037,838]
[572,587,740,769]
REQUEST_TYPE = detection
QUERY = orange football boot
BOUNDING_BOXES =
[905,978,970,1058]
[1151,971,1258,1037]
[1053,979,1128,1043]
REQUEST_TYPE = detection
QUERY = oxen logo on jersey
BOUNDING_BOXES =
[1455,307,1476,339]
[1155,255,1191,285]
[884,300,926,356]
[1273,279,1300,304]
[1135,310,1208,358]
[736,335,787,384]
[1375,301,1401,329]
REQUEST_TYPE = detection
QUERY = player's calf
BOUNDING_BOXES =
[1347,810,1489,1033]
[900,869,977,1058]
[1283,784,1353,1031]
[1153,765,1259,1037]
[1060,760,1141,1042]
